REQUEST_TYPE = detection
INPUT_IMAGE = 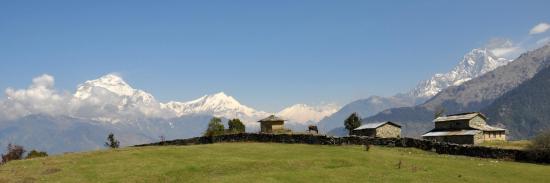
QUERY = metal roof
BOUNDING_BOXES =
[422,130,481,137]
[258,115,285,122]
[354,121,401,130]
[434,112,487,122]
[473,124,506,132]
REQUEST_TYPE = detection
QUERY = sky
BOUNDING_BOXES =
[1,0,550,112]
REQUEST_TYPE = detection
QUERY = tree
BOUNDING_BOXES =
[228,118,245,133]
[205,117,225,136]
[529,130,550,151]
[26,150,48,159]
[104,133,120,149]
[1,143,26,164]
[344,112,362,135]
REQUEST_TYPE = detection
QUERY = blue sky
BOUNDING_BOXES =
[1,0,549,111]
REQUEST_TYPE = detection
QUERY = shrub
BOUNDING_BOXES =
[26,150,48,159]
[344,112,362,135]
[105,133,120,149]
[1,143,26,164]
[529,130,550,151]
[228,118,246,133]
[205,117,225,136]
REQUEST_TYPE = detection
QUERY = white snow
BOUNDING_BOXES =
[407,48,512,98]
[277,103,340,124]
[161,92,270,125]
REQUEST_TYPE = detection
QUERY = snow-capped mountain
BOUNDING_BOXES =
[74,74,155,104]
[318,48,512,133]
[161,92,270,124]
[407,48,512,98]
[71,74,170,123]
[277,104,340,124]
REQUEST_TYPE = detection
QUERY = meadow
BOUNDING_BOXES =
[0,143,549,183]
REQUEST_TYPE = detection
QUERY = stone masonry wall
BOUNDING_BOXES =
[135,133,550,164]
[375,124,401,138]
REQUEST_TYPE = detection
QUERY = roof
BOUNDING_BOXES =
[472,124,506,132]
[422,130,481,137]
[258,115,285,122]
[354,121,401,130]
[434,112,487,122]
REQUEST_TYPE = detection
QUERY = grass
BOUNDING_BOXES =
[0,143,549,183]
[477,140,532,150]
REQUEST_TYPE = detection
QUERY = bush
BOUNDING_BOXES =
[205,117,225,136]
[26,150,48,159]
[105,133,120,149]
[1,143,26,164]
[529,130,550,151]
[228,118,246,133]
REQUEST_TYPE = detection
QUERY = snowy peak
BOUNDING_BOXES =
[73,74,156,104]
[161,92,269,123]
[75,74,133,98]
[407,48,512,98]
[278,103,340,123]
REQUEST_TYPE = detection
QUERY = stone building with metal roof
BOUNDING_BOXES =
[422,112,506,144]
[258,115,286,133]
[352,121,402,138]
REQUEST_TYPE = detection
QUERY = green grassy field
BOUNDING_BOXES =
[0,143,549,183]
[477,140,532,150]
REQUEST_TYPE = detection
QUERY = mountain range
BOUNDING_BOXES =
[364,44,550,139]
[2,44,550,154]
[0,74,339,153]
[318,48,512,133]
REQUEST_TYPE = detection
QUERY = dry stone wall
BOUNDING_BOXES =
[135,133,550,164]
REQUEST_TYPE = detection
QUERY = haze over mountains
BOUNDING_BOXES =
[0,74,339,153]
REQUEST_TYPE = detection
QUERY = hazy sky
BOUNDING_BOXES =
[1,0,550,111]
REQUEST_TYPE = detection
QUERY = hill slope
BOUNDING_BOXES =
[1,143,549,182]
[319,48,511,133]
[482,65,550,139]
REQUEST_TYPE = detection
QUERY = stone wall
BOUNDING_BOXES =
[376,124,401,138]
[135,133,550,164]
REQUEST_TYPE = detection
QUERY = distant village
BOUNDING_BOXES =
[253,111,506,145]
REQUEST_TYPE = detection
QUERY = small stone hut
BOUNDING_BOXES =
[352,121,402,138]
[258,115,286,133]
[422,112,506,144]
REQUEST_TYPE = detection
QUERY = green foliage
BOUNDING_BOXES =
[228,118,245,133]
[104,133,120,149]
[344,112,362,134]
[25,150,48,159]
[529,130,550,151]
[1,143,26,164]
[477,140,531,150]
[205,117,225,136]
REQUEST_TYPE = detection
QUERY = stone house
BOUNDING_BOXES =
[352,121,402,138]
[258,115,286,133]
[422,112,506,144]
